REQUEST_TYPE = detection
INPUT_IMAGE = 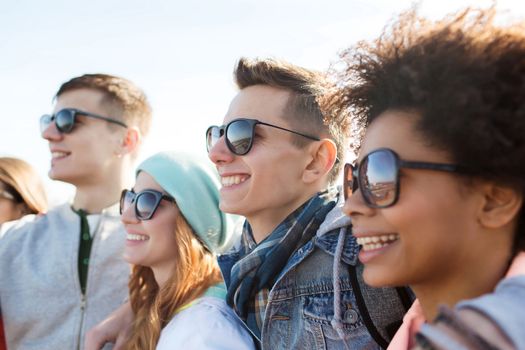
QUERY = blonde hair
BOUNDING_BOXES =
[0,157,47,215]
[125,211,223,350]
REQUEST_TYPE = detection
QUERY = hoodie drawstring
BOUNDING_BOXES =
[330,227,351,350]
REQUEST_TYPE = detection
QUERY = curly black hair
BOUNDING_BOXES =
[322,6,525,252]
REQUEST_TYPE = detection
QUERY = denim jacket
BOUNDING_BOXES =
[219,201,409,349]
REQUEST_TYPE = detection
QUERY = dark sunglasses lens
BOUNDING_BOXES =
[55,109,75,133]
[135,191,158,219]
[120,190,134,214]
[227,120,253,155]
[206,126,221,152]
[361,151,398,207]
[40,115,52,134]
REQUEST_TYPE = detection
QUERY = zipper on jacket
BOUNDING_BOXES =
[75,214,103,350]
[76,294,87,350]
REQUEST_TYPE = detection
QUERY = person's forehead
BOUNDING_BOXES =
[223,85,291,124]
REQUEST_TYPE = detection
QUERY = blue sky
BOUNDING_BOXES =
[1,0,523,204]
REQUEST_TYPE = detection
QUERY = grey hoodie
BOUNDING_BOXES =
[0,203,129,350]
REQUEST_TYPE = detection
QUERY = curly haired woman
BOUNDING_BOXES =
[324,6,525,349]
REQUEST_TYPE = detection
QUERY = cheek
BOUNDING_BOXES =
[148,216,178,244]
[383,185,471,252]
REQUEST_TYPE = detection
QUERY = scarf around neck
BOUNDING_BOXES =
[227,188,338,339]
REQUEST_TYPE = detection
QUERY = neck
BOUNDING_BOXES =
[72,161,134,213]
[152,264,173,289]
[247,189,322,243]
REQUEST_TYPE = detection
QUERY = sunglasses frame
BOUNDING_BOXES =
[40,108,128,134]
[206,117,320,155]
[344,148,463,208]
[120,189,175,221]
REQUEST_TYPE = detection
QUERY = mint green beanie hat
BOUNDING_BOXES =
[136,151,235,254]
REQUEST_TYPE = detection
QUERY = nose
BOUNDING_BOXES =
[41,119,63,142]
[208,134,235,165]
[120,201,140,225]
[342,188,376,219]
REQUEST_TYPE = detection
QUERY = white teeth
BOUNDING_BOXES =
[51,151,68,158]
[356,234,399,251]
[221,175,248,187]
[127,233,149,241]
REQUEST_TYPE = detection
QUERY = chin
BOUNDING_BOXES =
[363,266,402,288]
[123,255,143,266]
[219,202,243,216]
[48,168,69,182]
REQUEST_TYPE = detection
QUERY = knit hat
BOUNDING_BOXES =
[136,151,236,254]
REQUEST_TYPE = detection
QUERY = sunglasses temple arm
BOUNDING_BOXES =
[259,122,320,141]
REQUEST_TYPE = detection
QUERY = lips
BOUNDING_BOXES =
[50,150,70,160]
[355,233,399,251]
[126,233,149,241]
[220,174,250,187]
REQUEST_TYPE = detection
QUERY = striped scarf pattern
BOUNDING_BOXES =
[227,188,338,339]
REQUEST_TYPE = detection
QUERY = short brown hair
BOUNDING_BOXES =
[56,74,152,137]
[234,57,350,184]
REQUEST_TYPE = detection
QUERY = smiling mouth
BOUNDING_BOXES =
[221,175,249,187]
[51,151,70,160]
[356,234,399,251]
[127,233,149,241]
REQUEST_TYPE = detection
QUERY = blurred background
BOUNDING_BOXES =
[1,0,523,204]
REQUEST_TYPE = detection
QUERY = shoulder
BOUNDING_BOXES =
[453,275,525,349]
[156,297,255,350]
[0,204,76,250]
[0,214,37,239]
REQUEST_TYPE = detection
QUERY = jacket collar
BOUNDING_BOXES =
[315,226,359,266]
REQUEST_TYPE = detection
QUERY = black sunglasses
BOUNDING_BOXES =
[40,108,128,134]
[120,189,175,221]
[344,148,465,208]
[206,118,320,156]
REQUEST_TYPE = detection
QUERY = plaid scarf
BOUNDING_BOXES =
[227,188,338,339]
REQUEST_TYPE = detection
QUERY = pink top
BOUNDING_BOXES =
[387,252,525,349]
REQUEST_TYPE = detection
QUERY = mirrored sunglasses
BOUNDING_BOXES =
[119,189,175,221]
[206,118,320,156]
[344,148,464,208]
[40,108,128,134]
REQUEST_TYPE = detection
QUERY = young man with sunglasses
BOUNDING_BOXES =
[205,58,411,349]
[0,74,151,350]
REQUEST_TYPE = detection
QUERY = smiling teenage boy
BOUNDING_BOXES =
[0,74,151,350]
[206,58,411,349]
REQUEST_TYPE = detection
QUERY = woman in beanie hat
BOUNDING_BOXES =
[120,151,254,350]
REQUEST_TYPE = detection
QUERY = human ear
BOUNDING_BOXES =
[117,127,141,157]
[477,182,523,229]
[302,139,338,184]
